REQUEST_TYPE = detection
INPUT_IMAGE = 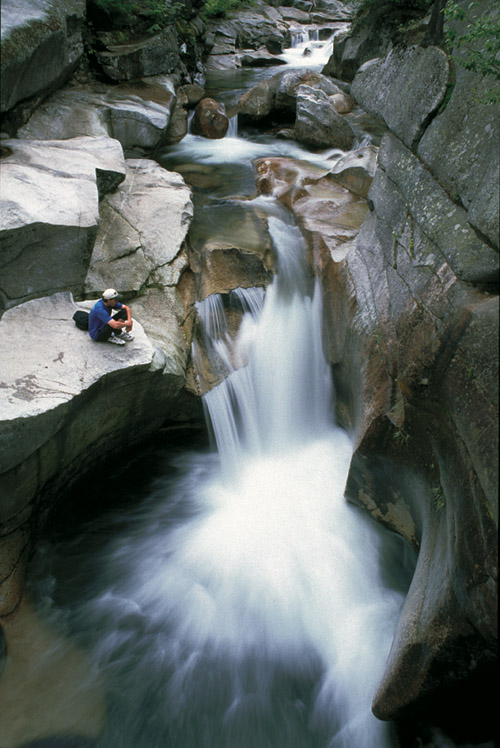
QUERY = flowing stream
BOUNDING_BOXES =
[5,28,422,748]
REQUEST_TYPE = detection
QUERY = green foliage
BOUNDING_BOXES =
[432,485,446,511]
[393,428,410,446]
[444,1,500,104]
[200,0,244,19]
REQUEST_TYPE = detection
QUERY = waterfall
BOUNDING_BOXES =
[26,27,415,748]
[73,212,410,748]
[227,113,238,138]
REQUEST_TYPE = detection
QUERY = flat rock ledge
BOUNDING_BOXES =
[0,292,200,614]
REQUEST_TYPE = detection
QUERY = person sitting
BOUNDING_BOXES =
[88,288,134,346]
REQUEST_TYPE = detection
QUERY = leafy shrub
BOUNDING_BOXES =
[200,0,245,19]
[444,0,500,103]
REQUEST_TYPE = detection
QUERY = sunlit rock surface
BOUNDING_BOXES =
[0,136,126,311]
[17,77,178,157]
[0,292,201,615]
[85,159,193,297]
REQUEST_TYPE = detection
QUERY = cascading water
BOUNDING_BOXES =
[57,213,412,748]
[5,25,419,748]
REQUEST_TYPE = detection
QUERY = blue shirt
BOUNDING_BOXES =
[88,299,123,340]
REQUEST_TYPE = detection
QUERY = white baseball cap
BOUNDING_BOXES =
[102,288,119,300]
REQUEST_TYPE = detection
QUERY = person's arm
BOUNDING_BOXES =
[121,303,132,325]
[108,304,133,331]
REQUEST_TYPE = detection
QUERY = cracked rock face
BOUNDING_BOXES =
[0,136,126,312]
[351,46,450,149]
[85,159,193,297]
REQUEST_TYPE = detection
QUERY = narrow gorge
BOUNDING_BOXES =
[0,1,497,747]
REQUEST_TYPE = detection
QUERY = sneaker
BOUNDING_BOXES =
[117,331,134,342]
[108,333,126,346]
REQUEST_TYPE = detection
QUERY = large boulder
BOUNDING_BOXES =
[295,85,355,150]
[17,77,178,157]
[238,68,344,121]
[85,159,193,300]
[0,136,126,312]
[94,25,181,82]
[0,291,201,616]
[191,98,229,139]
[0,0,85,114]
[328,144,378,197]
[322,22,391,82]
[275,69,343,113]
[238,77,279,120]
[351,45,449,149]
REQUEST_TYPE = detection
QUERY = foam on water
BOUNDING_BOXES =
[72,215,410,747]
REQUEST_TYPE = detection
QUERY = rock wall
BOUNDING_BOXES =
[318,36,498,734]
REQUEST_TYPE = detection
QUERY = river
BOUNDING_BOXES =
[3,28,427,748]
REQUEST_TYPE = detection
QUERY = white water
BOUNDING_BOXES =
[16,26,413,748]
[72,212,410,748]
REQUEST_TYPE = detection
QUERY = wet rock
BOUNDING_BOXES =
[295,85,355,150]
[0,136,126,311]
[255,156,366,262]
[240,48,287,67]
[191,98,229,139]
[238,78,278,120]
[328,145,378,197]
[180,82,206,107]
[329,91,355,114]
[198,244,272,300]
[351,45,449,149]
[94,25,181,82]
[275,69,344,114]
[317,154,498,729]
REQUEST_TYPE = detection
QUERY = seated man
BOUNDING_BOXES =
[88,288,134,346]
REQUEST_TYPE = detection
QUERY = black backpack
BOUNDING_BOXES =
[72,310,89,330]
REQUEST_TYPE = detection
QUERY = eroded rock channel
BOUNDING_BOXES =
[0,1,497,746]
